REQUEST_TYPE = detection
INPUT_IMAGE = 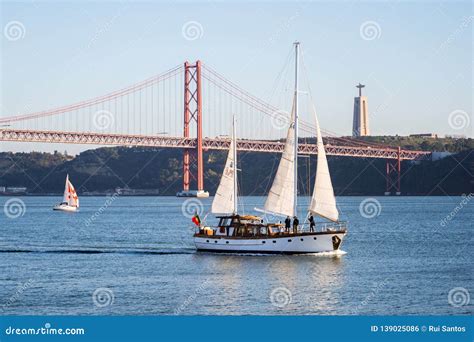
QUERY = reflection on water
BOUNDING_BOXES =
[0,196,472,315]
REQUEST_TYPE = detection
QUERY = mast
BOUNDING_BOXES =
[293,41,299,217]
[232,115,238,214]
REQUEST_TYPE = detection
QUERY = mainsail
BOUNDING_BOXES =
[63,174,79,207]
[211,117,237,214]
[308,109,339,222]
[263,107,296,217]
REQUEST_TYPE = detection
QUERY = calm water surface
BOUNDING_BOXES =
[0,196,472,315]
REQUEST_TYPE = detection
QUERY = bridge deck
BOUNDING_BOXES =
[0,129,430,160]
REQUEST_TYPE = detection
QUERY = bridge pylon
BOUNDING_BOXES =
[385,147,401,195]
[179,60,207,197]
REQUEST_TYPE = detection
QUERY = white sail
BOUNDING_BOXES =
[62,174,70,203]
[263,108,296,217]
[63,174,79,207]
[211,118,237,214]
[308,110,339,222]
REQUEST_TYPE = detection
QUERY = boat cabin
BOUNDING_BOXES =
[197,214,283,238]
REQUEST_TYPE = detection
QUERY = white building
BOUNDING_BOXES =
[352,83,370,137]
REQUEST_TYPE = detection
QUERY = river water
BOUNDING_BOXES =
[0,196,472,315]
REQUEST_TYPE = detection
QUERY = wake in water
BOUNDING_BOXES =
[0,244,196,255]
[0,244,346,257]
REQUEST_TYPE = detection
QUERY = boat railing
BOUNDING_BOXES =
[318,221,348,232]
[195,221,347,236]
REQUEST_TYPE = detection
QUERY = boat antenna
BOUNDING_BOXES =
[293,41,300,218]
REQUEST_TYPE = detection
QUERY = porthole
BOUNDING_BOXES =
[226,241,229,244]
[313,237,317,240]
[214,240,217,243]
[300,238,304,241]
[288,239,292,242]
[262,241,266,244]
[273,241,276,243]
[206,240,209,243]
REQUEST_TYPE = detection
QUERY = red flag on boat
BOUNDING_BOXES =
[192,213,201,226]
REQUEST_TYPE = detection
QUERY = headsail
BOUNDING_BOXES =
[211,117,238,214]
[264,42,300,218]
[308,109,339,222]
[64,174,79,207]
[263,106,296,217]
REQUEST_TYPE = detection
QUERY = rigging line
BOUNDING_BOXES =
[202,73,319,139]
[203,64,295,122]
[264,46,293,104]
[258,48,293,140]
[202,71,331,138]
[0,66,183,124]
[203,63,387,148]
[202,65,278,112]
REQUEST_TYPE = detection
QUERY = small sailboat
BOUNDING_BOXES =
[193,42,347,254]
[53,174,79,212]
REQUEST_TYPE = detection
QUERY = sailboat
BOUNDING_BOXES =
[194,42,347,254]
[53,174,79,212]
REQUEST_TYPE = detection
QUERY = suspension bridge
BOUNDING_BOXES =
[0,61,430,194]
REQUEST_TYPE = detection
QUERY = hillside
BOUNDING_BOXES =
[0,137,472,196]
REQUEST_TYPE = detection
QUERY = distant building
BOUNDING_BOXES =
[352,83,370,137]
[445,134,466,139]
[409,133,438,139]
[1,187,28,195]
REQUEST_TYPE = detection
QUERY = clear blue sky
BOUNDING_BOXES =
[1,0,472,153]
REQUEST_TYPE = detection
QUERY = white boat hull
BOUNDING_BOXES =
[194,231,346,254]
[53,204,78,212]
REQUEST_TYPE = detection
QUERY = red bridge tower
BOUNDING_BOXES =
[179,61,207,197]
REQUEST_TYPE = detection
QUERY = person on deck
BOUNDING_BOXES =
[308,214,315,232]
[285,216,291,233]
[293,216,299,234]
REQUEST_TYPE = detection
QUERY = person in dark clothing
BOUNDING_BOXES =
[284,216,291,233]
[308,214,315,232]
[293,216,299,234]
